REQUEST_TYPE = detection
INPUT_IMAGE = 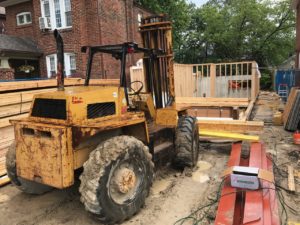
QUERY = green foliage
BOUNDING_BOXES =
[135,0,193,51]
[137,0,296,67]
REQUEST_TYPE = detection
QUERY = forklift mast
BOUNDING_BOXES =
[140,15,175,108]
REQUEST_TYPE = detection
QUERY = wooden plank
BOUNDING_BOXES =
[0,114,28,128]
[0,175,10,186]
[0,78,119,92]
[288,165,296,192]
[283,87,300,124]
[210,64,216,97]
[0,102,31,118]
[199,130,259,141]
[0,160,6,177]
[0,88,56,107]
[241,100,255,121]
[197,120,264,133]
[176,97,250,103]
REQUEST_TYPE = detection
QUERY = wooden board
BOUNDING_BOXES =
[0,88,56,107]
[0,114,28,128]
[199,130,259,141]
[0,102,31,118]
[241,100,255,121]
[0,78,119,92]
[197,120,264,133]
[288,165,296,192]
[0,175,10,186]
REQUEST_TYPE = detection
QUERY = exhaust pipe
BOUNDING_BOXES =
[54,29,64,91]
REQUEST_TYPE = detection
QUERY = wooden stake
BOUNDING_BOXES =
[287,165,296,192]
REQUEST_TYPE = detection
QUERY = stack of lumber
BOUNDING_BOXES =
[0,78,119,92]
[283,87,300,131]
[0,78,119,186]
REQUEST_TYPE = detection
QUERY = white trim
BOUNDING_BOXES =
[16,12,32,26]
[40,0,72,30]
[46,53,76,77]
[46,54,56,78]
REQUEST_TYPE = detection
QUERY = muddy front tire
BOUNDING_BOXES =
[79,136,154,224]
[173,116,199,168]
[5,142,53,195]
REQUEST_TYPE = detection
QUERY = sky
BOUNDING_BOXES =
[189,0,209,7]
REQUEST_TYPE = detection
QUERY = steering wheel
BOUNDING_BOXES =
[129,81,144,96]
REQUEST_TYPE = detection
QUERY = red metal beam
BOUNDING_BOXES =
[243,142,264,224]
[215,143,242,225]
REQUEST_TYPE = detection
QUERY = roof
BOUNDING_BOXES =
[0,34,42,56]
[0,0,30,7]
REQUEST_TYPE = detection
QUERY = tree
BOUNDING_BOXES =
[180,0,295,66]
[137,0,295,67]
[135,0,193,52]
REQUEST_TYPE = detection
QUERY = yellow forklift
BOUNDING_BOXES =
[6,16,199,224]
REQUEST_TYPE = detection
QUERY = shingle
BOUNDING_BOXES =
[0,34,42,55]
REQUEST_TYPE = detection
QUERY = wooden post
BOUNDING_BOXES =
[210,64,216,97]
[251,62,256,100]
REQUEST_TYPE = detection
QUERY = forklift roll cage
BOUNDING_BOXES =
[81,42,161,105]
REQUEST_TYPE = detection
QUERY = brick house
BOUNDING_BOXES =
[0,0,152,80]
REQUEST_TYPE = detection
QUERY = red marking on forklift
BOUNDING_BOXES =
[72,96,83,104]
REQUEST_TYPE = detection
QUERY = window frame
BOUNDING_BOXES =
[40,0,72,30]
[64,53,76,76]
[16,12,32,26]
[46,53,76,78]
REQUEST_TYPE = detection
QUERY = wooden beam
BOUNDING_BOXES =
[199,130,259,141]
[0,114,28,128]
[0,78,119,92]
[240,100,255,121]
[288,165,296,192]
[0,88,56,107]
[0,102,31,118]
[176,97,250,103]
[197,120,264,133]
[175,97,250,108]
[0,175,10,187]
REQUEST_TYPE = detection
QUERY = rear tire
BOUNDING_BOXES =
[5,142,53,195]
[173,116,199,168]
[79,136,154,224]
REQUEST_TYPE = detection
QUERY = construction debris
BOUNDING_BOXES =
[283,87,300,131]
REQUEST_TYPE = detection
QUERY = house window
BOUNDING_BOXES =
[40,0,72,30]
[17,12,32,26]
[138,13,142,26]
[46,53,76,78]
[65,53,76,76]
[46,54,56,78]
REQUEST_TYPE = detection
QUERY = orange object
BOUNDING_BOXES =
[294,131,300,145]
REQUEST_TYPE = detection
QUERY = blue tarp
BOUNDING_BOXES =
[275,69,295,94]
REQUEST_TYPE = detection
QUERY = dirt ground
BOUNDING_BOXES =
[0,92,299,225]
